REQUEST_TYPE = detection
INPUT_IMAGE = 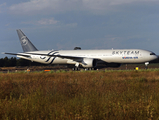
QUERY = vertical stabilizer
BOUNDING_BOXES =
[17,29,38,52]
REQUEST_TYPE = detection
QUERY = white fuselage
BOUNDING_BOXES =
[17,49,158,66]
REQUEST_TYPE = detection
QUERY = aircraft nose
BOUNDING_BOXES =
[149,55,158,63]
[153,55,158,60]
[150,52,158,60]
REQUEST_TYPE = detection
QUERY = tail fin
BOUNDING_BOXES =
[17,29,38,52]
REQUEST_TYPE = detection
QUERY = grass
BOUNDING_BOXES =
[0,70,159,119]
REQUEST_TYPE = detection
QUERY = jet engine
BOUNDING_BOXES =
[81,58,97,68]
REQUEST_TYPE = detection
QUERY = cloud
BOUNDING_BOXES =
[66,23,78,27]
[21,18,59,25]
[21,18,77,28]
[9,0,159,15]
[37,18,59,25]
[5,23,10,26]
[0,3,6,7]
[9,0,82,15]
[0,3,6,13]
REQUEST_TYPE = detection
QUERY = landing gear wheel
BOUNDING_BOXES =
[75,67,78,71]
[72,67,80,71]
[88,68,92,71]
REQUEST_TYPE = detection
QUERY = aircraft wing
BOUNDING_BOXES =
[3,52,31,58]
[26,52,93,62]
[3,52,101,63]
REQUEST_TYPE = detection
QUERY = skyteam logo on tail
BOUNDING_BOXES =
[21,36,28,46]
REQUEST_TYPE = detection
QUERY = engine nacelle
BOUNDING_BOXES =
[81,58,96,68]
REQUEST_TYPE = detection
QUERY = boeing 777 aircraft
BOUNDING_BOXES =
[3,29,158,70]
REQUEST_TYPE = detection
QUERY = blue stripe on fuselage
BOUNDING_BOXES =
[45,51,55,62]
[50,52,59,64]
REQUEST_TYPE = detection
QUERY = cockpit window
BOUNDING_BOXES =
[150,52,156,55]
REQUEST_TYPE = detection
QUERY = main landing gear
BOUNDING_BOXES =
[72,67,97,71]
[72,67,80,71]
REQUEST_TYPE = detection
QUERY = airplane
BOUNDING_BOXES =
[3,29,158,70]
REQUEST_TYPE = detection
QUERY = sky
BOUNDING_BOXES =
[1,0,159,58]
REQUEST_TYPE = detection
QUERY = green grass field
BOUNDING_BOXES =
[1,70,159,119]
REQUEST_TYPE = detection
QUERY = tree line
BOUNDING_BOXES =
[0,57,45,67]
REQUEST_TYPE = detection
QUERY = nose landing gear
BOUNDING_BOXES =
[145,62,149,69]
